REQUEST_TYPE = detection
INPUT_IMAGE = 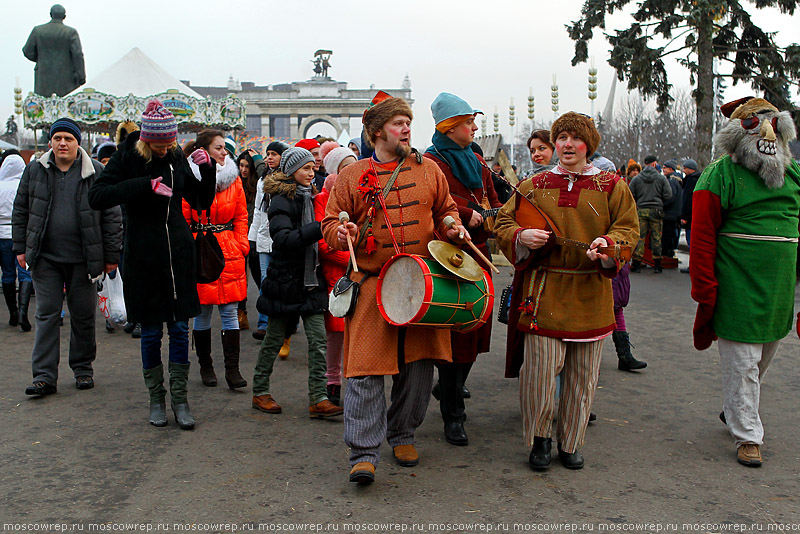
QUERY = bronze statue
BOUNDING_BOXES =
[22,4,86,97]
[312,50,332,78]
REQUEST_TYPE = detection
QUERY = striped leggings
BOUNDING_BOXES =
[520,334,604,453]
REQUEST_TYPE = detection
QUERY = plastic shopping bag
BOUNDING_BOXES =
[98,270,127,328]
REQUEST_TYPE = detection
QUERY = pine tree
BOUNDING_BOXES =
[567,0,800,166]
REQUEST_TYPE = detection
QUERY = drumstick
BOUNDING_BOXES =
[339,211,359,273]
[443,216,500,274]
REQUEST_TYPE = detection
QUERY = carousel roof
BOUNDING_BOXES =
[70,47,204,99]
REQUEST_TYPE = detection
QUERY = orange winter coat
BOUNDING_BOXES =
[183,168,250,305]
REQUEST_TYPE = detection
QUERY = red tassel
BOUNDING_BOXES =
[366,233,377,255]
[518,298,535,316]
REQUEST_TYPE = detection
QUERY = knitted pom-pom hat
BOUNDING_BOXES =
[140,99,177,144]
[323,146,356,175]
[550,112,600,159]
[319,140,340,163]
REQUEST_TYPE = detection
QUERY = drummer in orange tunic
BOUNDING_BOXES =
[321,92,468,485]
[423,92,502,447]
[494,112,639,471]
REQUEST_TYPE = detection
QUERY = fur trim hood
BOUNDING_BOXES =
[37,146,96,179]
[263,171,299,198]
[189,154,239,192]
[263,172,319,199]
[115,121,139,145]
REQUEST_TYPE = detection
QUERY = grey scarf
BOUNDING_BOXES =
[296,184,319,287]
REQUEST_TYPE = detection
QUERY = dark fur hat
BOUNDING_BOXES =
[362,95,413,148]
[550,112,601,159]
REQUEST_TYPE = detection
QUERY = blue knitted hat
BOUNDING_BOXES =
[49,117,81,144]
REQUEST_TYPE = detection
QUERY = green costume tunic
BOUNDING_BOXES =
[695,156,800,343]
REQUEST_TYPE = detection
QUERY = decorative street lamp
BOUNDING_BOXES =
[527,87,535,122]
[588,57,598,118]
[481,115,487,136]
[551,74,559,117]
[493,108,499,134]
[509,98,516,162]
[14,79,23,147]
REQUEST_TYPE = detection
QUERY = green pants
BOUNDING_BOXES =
[633,208,663,260]
[252,313,328,405]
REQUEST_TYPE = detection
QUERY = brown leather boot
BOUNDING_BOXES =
[392,444,419,467]
[252,394,282,413]
[309,399,343,418]
[237,308,249,330]
[192,329,216,387]
[278,337,291,360]
[349,462,375,484]
[737,443,762,467]
[221,329,247,389]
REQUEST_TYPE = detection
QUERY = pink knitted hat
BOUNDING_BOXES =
[140,99,177,144]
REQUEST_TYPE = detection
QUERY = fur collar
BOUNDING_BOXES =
[37,147,95,178]
[263,172,299,198]
[189,155,240,192]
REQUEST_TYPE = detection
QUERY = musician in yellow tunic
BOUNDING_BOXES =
[494,112,638,471]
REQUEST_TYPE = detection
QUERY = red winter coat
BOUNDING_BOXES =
[183,178,250,305]
[314,187,349,331]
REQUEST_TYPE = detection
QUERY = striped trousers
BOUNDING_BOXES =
[520,334,604,453]
[343,358,434,467]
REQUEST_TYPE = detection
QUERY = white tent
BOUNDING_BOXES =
[24,48,245,132]
[70,48,203,99]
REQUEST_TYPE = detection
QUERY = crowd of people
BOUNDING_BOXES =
[2,90,798,483]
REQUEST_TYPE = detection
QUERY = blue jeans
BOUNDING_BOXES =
[257,253,271,330]
[0,238,31,284]
[141,321,189,369]
[193,303,238,331]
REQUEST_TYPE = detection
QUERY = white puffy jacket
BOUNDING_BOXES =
[0,155,26,240]
[247,177,273,253]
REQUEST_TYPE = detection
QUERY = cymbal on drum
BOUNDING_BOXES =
[428,241,484,281]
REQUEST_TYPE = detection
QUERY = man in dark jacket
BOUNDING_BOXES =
[679,159,701,273]
[13,118,122,396]
[661,160,683,258]
[629,164,672,272]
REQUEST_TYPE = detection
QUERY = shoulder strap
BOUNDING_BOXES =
[344,157,406,276]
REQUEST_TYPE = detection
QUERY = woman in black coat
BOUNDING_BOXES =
[88,100,215,430]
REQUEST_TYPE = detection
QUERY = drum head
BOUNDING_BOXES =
[380,256,426,325]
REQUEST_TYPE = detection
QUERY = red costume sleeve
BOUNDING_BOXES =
[689,189,722,350]
[315,192,349,267]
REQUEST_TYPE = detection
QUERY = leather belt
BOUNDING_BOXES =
[191,221,233,233]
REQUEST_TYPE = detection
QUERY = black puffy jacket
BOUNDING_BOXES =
[256,173,327,316]
[12,148,122,279]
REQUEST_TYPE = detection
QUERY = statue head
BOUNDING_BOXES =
[50,4,66,20]
[714,97,797,189]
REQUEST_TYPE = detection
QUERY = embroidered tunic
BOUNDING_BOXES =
[690,156,800,345]
[494,169,639,377]
[321,156,460,377]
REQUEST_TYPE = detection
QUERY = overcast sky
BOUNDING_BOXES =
[2,0,798,149]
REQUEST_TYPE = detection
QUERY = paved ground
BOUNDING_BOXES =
[1,255,799,532]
